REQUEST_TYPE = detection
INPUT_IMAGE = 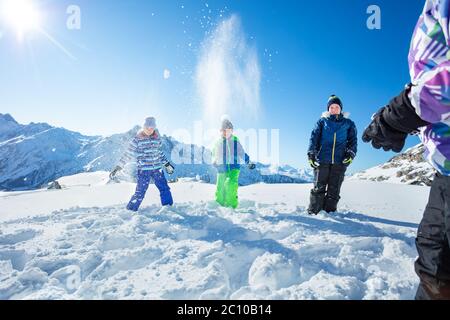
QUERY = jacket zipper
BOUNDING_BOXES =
[227,138,232,172]
[332,133,337,164]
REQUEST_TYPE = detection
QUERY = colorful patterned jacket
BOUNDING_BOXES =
[409,0,450,175]
[119,130,168,171]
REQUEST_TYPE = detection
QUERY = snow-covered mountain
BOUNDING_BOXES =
[0,113,53,142]
[351,144,435,186]
[0,114,312,191]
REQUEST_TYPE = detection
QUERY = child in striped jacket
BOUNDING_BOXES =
[110,117,175,211]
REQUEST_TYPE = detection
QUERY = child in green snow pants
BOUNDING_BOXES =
[215,169,240,209]
[213,118,255,209]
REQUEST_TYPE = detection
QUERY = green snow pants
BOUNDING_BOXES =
[215,169,240,209]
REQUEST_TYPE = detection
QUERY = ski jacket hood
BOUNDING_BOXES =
[322,111,351,119]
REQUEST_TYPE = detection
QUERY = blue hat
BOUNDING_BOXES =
[327,95,343,110]
[144,117,157,128]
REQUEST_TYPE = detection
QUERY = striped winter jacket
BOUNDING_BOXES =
[409,0,450,175]
[119,130,168,171]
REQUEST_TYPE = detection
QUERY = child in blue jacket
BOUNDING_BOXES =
[307,95,358,214]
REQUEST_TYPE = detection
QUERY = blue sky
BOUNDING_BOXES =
[0,0,425,172]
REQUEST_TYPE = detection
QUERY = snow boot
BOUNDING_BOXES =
[324,195,340,213]
[308,188,326,215]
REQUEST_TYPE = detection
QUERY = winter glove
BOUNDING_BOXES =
[164,162,175,175]
[247,162,256,170]
[109,166,122,180]
[343,157,353,167]
[308,153,320,169]
[343,150,355,167]
[362,85,430,153]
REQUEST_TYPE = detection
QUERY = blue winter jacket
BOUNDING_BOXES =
[119,130,168,171]
[308,112,358,164]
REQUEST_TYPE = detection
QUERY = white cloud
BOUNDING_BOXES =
[195,15,261,128]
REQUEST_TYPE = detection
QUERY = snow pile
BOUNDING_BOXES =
[0,172,428,300]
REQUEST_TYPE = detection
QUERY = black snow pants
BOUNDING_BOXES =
[308,163,347,214]
[415,173,450,300]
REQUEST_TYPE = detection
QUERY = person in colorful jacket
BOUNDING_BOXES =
[362,0,450,300]
[110,117,175,211]
[307,95,358,215]
[212,118,256,209]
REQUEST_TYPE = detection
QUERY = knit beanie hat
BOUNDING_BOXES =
[144,117,157,129]
[327,95,343,110]
[221,118,234,131]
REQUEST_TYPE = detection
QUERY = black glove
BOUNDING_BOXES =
[308,152,320,169]
[164,162,175,175]
[343,150,355,167]
[362,85,430,153]
[248,162,256,170]
[109,166,122,180]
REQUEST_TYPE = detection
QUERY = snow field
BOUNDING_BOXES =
[0,173,428,300]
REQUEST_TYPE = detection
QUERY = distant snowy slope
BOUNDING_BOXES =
[351,144,435,186]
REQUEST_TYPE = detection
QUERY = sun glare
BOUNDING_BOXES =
[1,0,41,40]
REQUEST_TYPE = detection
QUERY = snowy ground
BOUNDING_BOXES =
[0,172,430,300]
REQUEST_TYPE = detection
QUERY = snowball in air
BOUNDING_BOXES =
[163,69,171,80]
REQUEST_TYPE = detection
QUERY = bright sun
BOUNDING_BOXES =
[1,0,41,39]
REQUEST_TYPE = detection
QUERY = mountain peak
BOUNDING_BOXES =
[0,113,18,124]
[351,144,434,186]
